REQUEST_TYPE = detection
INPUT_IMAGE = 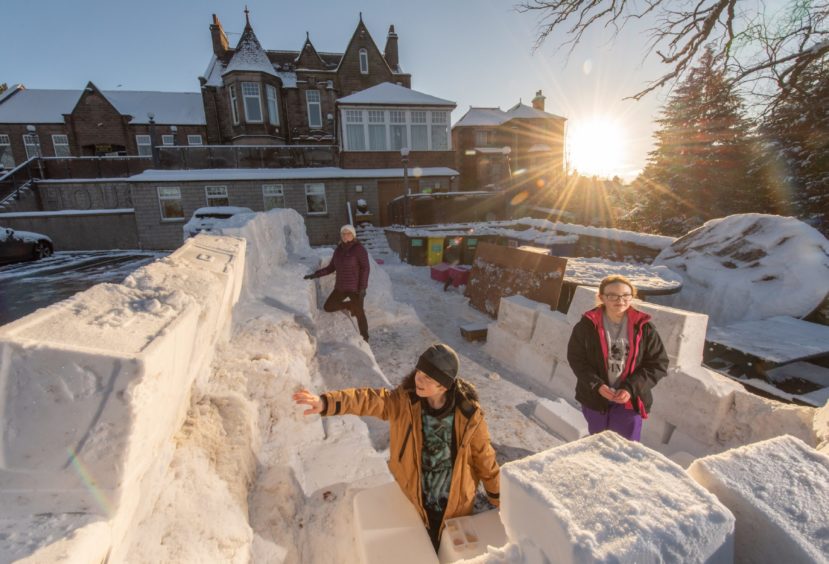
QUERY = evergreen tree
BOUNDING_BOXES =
[757,59,829,236]
[639,49,772,235]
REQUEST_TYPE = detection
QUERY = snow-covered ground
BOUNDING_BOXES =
[1,210,827,563]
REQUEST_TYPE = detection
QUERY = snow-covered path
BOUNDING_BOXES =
[121,222,563,563]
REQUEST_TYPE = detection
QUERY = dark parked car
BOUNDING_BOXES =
[0,227,54,265]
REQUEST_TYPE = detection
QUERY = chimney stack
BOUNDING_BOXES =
[210,14,229,57]
[532,89,546,111]
[384,25,399,71]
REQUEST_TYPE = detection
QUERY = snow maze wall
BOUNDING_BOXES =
[0,209,828,563]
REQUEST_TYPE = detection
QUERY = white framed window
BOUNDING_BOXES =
[157,186,184,220]
[345,109,365,151]
[431,111,449,151]
[0,134,14,169]
[187,134,203,145]
[229,84,239,125]
[368,110,386,150]
[242,82,263,122]
[262,184,284,210]
[410,111,428,151]
[161,135,175,146]
[359,48,369,74]
[23,134,40,159]
[305,183,327,214]
[390,110,407,151]
[306,90,322,128]
[266,85,279,126]
[136,135,152,156]
[475,130,492,146]
[205,185,229,207]
[52,134,70,157]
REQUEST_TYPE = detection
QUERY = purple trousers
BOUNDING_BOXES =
[582,404,643,441]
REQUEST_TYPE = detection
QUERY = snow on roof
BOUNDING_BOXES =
[104,91,205,125]
[528,144,552,152]
[706,316,829,364]
[120,166,459,183]
[454,107,508,128]
[652,214,829,325]
[222,25,278,78]
[0,88,82,123]
[0,88,205,125]
[454,104,566,129]
[337,82,454,107]
[473,147,509,154]
[506,102,565,121]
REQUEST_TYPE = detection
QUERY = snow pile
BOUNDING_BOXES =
[0,234,246,562]
[652,214,829,325]
[498,432,735,563]
[688,435,829,562]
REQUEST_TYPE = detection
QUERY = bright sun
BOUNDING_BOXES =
[568,118,626,178]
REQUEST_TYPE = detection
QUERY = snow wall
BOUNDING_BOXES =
[0,233,247,562]
[486,286,821,462]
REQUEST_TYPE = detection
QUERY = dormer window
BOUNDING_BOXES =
[359,48,369,74]
[229,85,240,125]
[242,82,263,123]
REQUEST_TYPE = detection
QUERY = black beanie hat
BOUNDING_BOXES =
[416,343,459,389]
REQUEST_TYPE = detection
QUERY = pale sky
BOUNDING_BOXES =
[3,0,670,179]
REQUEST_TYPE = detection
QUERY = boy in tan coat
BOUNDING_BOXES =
[293,343,500,550]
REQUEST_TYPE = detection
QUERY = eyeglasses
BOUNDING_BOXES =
[603,293,633,302]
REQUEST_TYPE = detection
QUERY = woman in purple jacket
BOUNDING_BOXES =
[304,224,370,341]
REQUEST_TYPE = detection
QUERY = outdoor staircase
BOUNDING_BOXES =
[357,225,395,262]
[0,181,37,212]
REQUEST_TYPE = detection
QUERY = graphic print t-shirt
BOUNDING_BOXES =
[603,313,629,387]
[421,399,455,515]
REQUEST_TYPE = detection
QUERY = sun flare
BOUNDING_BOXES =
[568,117,626,178]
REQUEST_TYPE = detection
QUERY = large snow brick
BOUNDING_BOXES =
[484,323,523,368]
[0,235,245,559]
[650,366,740,446]
[529,308,571,361]
[353,481,438,564]
[500,433,734,564]
[497,295,545,342]
[547,361,578,401]
[533,398,588,442]
[688,436,829,563]
[438,509,507,563]
[633,300,708,369]
[565,285,599,325]
[515,343,555,387]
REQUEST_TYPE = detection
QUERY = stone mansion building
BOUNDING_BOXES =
[0,10,565,249]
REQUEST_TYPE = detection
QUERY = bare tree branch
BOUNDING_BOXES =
[516,0,829,107]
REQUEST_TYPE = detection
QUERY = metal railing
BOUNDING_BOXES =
[0,157,38,205]
[157,144,339,170]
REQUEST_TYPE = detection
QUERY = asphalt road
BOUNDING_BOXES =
[0,251,168,326]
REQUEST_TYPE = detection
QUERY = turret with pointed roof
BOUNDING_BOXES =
[222,8,276,77]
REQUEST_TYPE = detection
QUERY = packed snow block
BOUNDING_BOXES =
[0,235,245,558]
[565,285,599,324]
[529,308,571,361]
[688,435,829,563]
[547,361,578,401]
[500,433,735,564]
[497,295,545,342]
[438,509,508,563]
[515,343,555,387]
[631,300,708,369]
[649,366,739,446]
[353,481,438,564]
[533,398,588,442]
[484,323,523,368]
